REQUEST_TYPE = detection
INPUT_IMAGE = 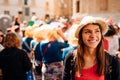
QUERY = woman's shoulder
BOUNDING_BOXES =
[105,51,118,61]
[0,47,27,56]
[64,49,77,65]
[105,51,119,70]
[65,49,76,58]
[13,47,28,55]
[105,52,119,80]
[105,52,115,63]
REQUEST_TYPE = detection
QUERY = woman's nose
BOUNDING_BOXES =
[90,32,96,38]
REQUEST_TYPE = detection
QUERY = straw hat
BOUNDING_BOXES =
[75,16,108,38]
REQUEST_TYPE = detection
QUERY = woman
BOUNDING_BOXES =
[30,27,49,79]
[0,32,32,80]
[63,16,119,80]
[41,28,69,80]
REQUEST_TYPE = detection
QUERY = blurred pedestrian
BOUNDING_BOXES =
[12,25,23,45]
[0,32,32,80]
[63,16,119,80]
[104,24,119,56]
[0,29,4,80]
[41,28,69,80]
[13,16,21,26]
[0,29,4,52]
[30,27,49,79]
[22,26,34,58]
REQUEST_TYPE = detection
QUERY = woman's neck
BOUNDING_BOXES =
[84,47,96,56]
[83,48,97,69]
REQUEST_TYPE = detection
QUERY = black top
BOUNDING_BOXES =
[0,47,32,80]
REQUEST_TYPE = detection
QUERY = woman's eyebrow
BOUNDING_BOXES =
[83,28,100,31]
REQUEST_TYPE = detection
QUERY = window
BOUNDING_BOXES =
[76,1,80,12]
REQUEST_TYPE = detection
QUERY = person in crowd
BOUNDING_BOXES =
[0,29,4,52]
[31,27,48,61]
[17,11,23,24]
[104,24,119,56]
[31,12,37,22]
[44,14,51,24]
[112,24,120,58]
[21,20,28,37]
[0,29,4,79]
[12,25,23,44]
[30,27,49,80]
[21,26,35,58]
[41,28,69,80]
[63,16,119,80]
[0,32,32,80]
[13,16,21,26]
[5,28,12,34]
[113,24,120,35]
[62,23,78,60]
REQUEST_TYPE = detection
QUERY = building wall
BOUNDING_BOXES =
[0,0,47,20]
[108,0,120,12]
[73,0,120,22]
[0,0,120,22]
[53,0,72,17]
[76,0,120,13]
[0,0,72,21]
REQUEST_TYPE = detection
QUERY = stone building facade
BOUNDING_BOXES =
[0,0,72,21]
[0,0,120,22]
[72,0,120,22]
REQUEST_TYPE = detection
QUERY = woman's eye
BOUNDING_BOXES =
[85,31,90,33]
[96,30,100,33]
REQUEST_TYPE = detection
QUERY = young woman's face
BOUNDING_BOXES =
[82,24,102,49]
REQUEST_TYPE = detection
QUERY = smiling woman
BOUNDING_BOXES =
[81,23,102,48]
[63,16,119,80]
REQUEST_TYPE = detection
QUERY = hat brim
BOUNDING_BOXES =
[75,17,108,38]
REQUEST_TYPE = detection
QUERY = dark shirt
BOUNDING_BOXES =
[22,37,33,53]
[41,40,69,63]
[0,47,32,80]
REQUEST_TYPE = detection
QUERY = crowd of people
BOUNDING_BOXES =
[0,13,120,80]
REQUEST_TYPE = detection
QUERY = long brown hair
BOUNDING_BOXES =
[3,32,21,48]
[75,23,105,76]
